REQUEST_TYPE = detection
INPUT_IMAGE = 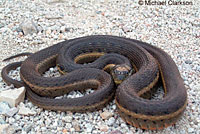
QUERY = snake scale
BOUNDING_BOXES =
[1,35,187,130]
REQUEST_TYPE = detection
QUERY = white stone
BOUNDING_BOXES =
[107,117,115,126]
[8,117,15,124]
[122,26,131,33]
[62,116,72,122]
[188,128,194,133]
[86,124,93,133]
[45,14,63,20]
[18,106,36,116]
[60,26,66,33]
[0,87,25,107]
[65,123,72,129]
[45,118,51,125]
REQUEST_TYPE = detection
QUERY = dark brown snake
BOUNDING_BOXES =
[1,35,187,130]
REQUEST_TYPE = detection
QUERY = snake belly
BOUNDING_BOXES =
[1,35,187,130]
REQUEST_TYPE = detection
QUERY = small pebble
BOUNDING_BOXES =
[107,117,115,126]
[20,19,38,35]
[99,125,109,132]
[18,105,36,115]
[85,123,93,133]
[73,122,81,132]
[122,26,132,33]
[100,111,113,120]
[45,118,52,125]
[24,124,33,133]
[62,116,72,122]
[65,123,72,129]
[185,60,193,64]
[188,128,194,133]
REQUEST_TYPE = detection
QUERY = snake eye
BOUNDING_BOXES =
[57,64,64,71]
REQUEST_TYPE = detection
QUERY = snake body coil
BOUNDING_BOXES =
[1,35,187,130]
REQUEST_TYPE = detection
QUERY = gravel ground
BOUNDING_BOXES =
[0,0,200,134]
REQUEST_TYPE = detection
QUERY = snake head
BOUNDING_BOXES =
[111,64,132,85]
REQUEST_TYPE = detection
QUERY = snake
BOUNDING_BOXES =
[1,35,187,130]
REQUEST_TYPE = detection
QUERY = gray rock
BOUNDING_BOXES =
[0,117,6,124]
[96,11,102,14]
[20,19,38,35]
[33,116,39,122]
[19,122,25,127]
[107,117,115,126]
[196,66,200,72]
[177,54,183,58]
[24,124,33,133]
[65,123,72,129]
[182,63,191,70]
[52,120,58,127]
[45,0,65,4]
[185,60,193,64]
[8,117,15,124]
[86,124,93,133]
[14,115,21,121]
[45,14,63,20]
[26,102,34,108]
[58,120,63,127]
[45,118,52,125]
[21,131,27,134]
[41,127,46,131]
[0,23,4,28]
[35,126,40,132]
[0,102,10,114]
[188,127,194,133]
[12,125,22,133]
[5,107,18,117]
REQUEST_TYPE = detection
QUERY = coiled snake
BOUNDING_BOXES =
[1,35,187,130]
